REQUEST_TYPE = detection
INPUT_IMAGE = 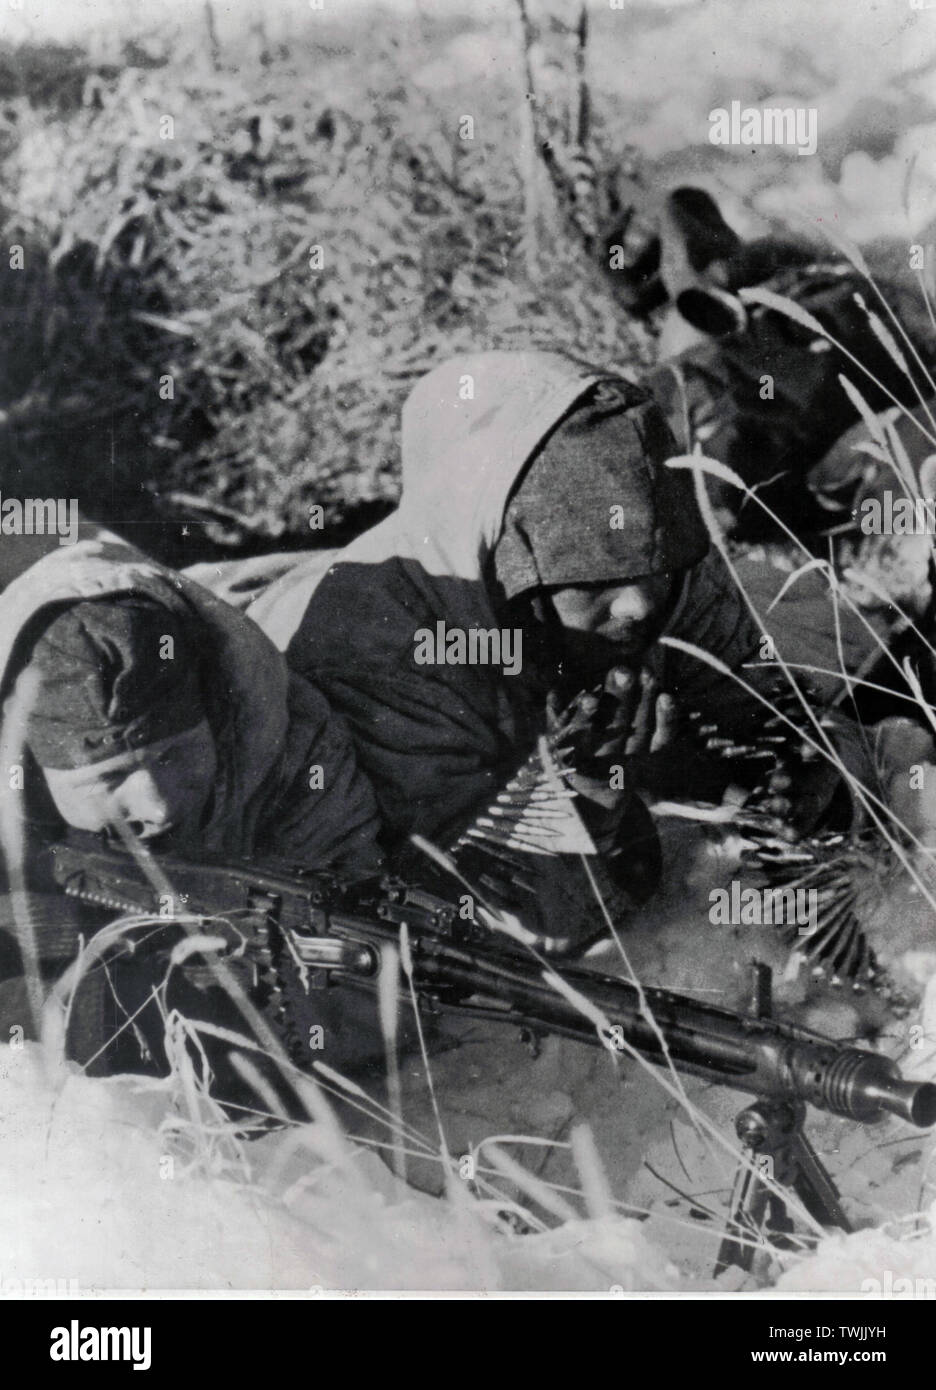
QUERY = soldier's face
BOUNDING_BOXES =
[42,720,217,845]
[546,574,675,666]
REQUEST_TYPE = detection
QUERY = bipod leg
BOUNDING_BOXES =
[715,1100,800,1277]
[714,1098,851,1276]
[715,963,851,1276]
[789,1125,852,1234]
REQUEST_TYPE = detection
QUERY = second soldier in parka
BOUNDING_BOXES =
[249,350,915,950]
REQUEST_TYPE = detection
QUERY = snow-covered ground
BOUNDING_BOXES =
[0,1036,683,1293]
[2,823,934,1295]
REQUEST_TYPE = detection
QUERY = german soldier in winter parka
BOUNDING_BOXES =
[0,526,384,1068]
[255,350,911,950]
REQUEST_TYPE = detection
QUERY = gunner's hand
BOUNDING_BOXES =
[567,667,677,810]
[604,666,679,758]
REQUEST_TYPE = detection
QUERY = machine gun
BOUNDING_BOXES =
[48,834,936,1274]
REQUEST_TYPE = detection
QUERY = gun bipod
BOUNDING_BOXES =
[714,961,851,1276]
[714,1095,851,1275]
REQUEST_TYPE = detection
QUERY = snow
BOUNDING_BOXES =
[0,805,931,1293]
[0,1038,678,1292]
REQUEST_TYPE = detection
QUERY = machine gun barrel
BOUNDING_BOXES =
[48,837,936,1130]
[407,947,936,1128]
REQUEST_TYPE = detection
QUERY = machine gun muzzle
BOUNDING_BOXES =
[828,1055,936,1128]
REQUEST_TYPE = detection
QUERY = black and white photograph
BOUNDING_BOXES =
[2,0,936,1321]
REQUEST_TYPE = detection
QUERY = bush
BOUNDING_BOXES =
[0,32,647,552]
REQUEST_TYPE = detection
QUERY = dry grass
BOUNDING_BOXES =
[0,28,648,549]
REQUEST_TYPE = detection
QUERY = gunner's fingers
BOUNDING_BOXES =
[624,670,659,756]
[608,665,641,730]
[545,690,564,733]
[649,692,678,753]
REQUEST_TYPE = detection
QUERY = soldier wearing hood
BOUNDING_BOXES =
[0,526,384,1067]
[0,531,382,872]
[246,350,917,946]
